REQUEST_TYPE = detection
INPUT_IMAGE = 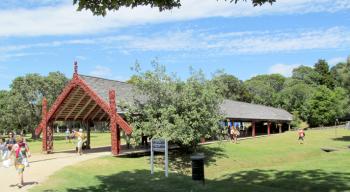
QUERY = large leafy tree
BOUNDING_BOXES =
[331,56,350,92]
[292,66,320,85]
[276,80,315,120]
[73,0,276,16]
[305,86,349,127]
[124,62,223,150]
[314,59,334,89]
[244,74,286,106]
[3,72,68,138]
[211,72,252,102]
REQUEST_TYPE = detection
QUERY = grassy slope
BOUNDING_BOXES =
[31,129,350,192]
[25,132,113,154]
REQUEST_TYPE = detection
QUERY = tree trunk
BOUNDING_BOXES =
[31,129,37,140]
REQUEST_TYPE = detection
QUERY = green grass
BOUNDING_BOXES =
[30,129,350,192]
[25,132,113,154]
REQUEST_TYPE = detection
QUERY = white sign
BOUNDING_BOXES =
[151,138,168,177]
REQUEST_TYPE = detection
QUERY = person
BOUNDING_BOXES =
[0,137,5,161]
[298,128,305,144]
[74,129,86,155]
[3,131,16,160]
[65,128,71,143]
[12,136,31,188]
[231,126,240,144]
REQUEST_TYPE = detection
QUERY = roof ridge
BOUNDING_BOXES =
[79,74,129,84]
[223,99,287,112]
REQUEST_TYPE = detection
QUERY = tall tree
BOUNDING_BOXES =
[305,86,349,127]
[331,56,350,92]
[211,72,252,102]
[244,74,286,106]
[292,66,320,85]
[73,0,276,16]
[314,59,334,89]
[276,80,315,120]
[6,72,68,138]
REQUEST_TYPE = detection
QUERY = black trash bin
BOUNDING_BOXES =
[190,153,205,184]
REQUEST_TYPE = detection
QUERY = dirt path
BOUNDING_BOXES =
[0,148,110,192]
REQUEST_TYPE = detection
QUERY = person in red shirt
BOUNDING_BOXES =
[298,129,305,144]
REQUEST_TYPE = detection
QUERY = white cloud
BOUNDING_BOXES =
[269,64,301,77]
[1,27,350,57]
[0,0,349,37]
[328,57,346,66]
[89,65,113,78]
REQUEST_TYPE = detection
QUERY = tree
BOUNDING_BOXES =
[314,59,334,89]
[244,74,286,106]
[305,86,349,127]
[124,61,223,150]
[5,72,68,138]
[276,80,315,120]
[73,0,276,16]
[211,72,252,102]
[292,66,320,85]
[331,56,350,92]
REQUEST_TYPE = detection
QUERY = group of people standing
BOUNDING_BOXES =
[0,131,31,188]
[65,128,86,155]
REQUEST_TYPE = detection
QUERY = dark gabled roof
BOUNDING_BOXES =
[81,75,292,122]
[220,99,292,122]
[80,75,145,113]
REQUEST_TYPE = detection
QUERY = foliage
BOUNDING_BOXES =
[211,72,252,102]
[244,74,286,106]
[276,80,315,120]
[0,72,68,138]
[292,65,320,85]
[331,56,350,92]
[290,111,302,128]
[305,86,349,127]
[314,59,334,89]
[73,0,276,16]
[124,61,223,150]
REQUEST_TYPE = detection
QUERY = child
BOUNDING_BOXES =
[298,128,305,144]
[13,136,31,188]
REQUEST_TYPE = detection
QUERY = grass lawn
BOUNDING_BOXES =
[25,132,113,154]
[30,128,350,192]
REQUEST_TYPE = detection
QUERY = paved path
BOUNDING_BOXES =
[0,148,110,192]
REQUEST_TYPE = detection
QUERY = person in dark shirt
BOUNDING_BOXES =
[6,131,16,150]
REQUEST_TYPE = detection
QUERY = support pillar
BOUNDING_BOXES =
[47,122,53,153]
[252,121,256,137]
[267,122,271,136]
[86,121,91,149]
[109,90,119,155]
[278,124,282,133]
[42,97,47,153]
[288,123,291,131]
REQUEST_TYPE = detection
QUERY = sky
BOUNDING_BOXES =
[0,0,349,90]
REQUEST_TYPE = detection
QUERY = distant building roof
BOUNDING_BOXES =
[81,75,292,122]
[220,99,292,122]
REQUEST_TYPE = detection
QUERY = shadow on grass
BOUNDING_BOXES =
[332,136,350,142]
[153,146,228,175]
[62,169,350,192]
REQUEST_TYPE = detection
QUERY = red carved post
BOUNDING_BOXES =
[109,90,119,155]
[47,123,53,153]
[42,97,48,152]
[267,122,271,136]
[252,121,256,137]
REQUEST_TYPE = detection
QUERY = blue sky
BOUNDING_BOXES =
[0,0,349,89]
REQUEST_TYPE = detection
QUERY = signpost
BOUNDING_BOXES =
[150,138,168,177]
